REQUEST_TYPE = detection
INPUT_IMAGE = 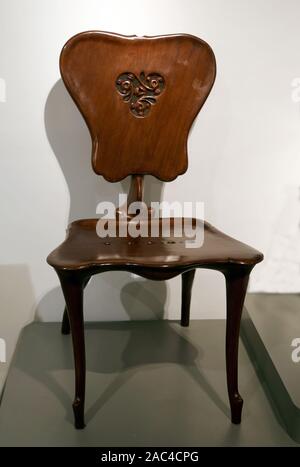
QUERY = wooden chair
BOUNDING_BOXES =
[47,31,263,429]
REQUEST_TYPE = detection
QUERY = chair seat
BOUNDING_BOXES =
[47,218,263,271]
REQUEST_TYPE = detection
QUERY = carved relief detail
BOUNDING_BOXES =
[116,71,165,117]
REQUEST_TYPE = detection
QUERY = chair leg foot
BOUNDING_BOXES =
[57,270,86,429]
[73,398,85,429]
[61,307,70,335]
[223,265,252,425]
[230,393,243,424]
[181,269,196,327]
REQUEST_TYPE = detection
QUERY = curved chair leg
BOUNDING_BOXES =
[61,276,90,335]
[61,306,70,335]
[57,270,86,429]
[181,269,196,327]
[223,265,252,424]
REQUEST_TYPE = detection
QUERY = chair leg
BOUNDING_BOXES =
[61,306,70,335]
[181,269,196,327]
[61,276,90,335]
[57,271,86,429]
[224,265,252,424]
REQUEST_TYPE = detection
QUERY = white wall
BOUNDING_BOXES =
[1,0,300,390]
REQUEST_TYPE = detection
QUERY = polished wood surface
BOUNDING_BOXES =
[57,270,86,429]
[181,269,196,327]
[48,218,262,271]
[224,266,251,423]
[47,31,263,429]
[60,31,216,182]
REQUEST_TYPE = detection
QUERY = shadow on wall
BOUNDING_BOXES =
[35,79,167,322]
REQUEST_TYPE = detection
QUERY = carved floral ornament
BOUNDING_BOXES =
[115,71,165,117]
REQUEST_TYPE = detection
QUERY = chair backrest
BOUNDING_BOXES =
[60,31,216,182]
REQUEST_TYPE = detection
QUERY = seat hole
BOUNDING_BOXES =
[167,240,176,244]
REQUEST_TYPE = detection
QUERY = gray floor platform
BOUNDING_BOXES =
[0,320,298,446]
[242,293,300,443]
